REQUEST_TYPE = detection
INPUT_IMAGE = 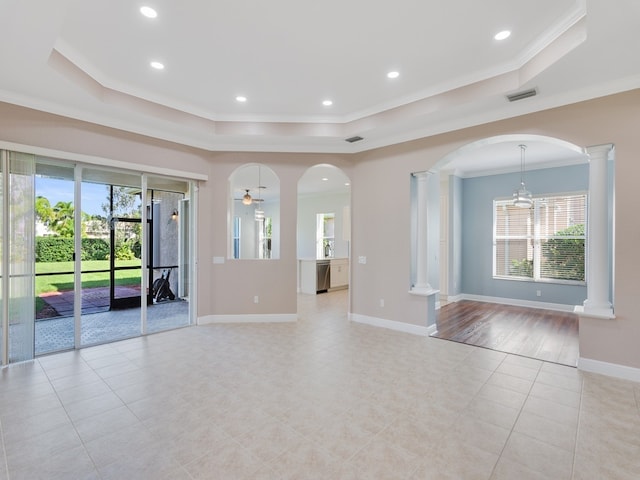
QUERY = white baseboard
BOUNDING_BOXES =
[446,294,464,303]
[350,313,436,337]
[459,294,575,312]
[198,314,297,325]
[578,357,640,383]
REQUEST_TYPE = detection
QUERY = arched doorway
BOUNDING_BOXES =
[428,135,607,366]
[296,164,351,306]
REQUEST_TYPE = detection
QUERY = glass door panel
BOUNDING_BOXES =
[34,161,76,355]
[7,152,36,362]
[80,170,142,346]
[146,177,190,333]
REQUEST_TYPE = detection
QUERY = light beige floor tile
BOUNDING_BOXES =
[376,416,442,457]
[184,440,262,480]
[410,438,499,480]
[48,369,103,391]
[0,454,7,480]
[486,371,533,394]
[83,352,132,369]
[477,382,528,410]
[72,405,142,443]
[98,445,182,480]
[496,361,540,381]
[63,390,124,422]
[1,406,72,444]
[7,444,97,480]
[40,361,94,381]
[501,431,573,479]
[513,410,576,451]
[464,396,521,430]
[448,416,511,455]
[236,419,306,463]
[521,395,579,426]
[535,370,582,392]
[529,381,581,408]
[55,379,112,405]
[215,403,276,439]
[84,424,157,468]
[490,457,549,480]
[0,391,61,422]
[572,452,640,480]
[343,438,420,480]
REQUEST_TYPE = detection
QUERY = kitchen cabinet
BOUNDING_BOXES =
[330,258,349,290]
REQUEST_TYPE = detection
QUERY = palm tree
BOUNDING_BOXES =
[35,195,53,226]
[50,201,74,237]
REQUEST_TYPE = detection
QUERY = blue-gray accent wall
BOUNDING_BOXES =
[460,164,589,306]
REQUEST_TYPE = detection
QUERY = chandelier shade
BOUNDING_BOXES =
[513,144,533,208]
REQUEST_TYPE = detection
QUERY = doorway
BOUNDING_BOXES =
[430,135,612,366]
[0,154,197,361]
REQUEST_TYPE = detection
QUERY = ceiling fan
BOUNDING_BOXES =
[234,188,264,205]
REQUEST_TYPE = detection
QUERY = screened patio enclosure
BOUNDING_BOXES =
[1,150,197,365]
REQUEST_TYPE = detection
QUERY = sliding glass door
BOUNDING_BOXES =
[1,151,197,365]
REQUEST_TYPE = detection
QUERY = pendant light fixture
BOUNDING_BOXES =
[513,144,533,208]
[242,189,252,205]
[255,165,265,221]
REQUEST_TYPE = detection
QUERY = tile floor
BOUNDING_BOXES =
[1,290,639,479]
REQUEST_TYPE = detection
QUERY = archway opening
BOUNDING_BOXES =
[426,134,607,367]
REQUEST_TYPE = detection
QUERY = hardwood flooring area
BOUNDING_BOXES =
[433,300,579,366]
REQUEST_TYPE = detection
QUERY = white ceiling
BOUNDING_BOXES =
[1,0,639,170]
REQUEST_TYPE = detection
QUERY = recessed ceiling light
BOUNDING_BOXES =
[494,30,511,40]
[387,71,400,79]
[236,96,247,102]
[322,100,333,106]
[140,6,157,18]
[345,182,350,186]
[322,177,328,181]
[150,61,164,70]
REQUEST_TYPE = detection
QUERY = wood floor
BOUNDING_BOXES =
[433,300,579,366]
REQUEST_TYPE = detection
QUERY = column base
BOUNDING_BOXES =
[409,286,439,297]
[574,304,615,320]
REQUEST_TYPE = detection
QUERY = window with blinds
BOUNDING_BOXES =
[493,193,587,283]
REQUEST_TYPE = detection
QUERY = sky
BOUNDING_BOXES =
[36,177,110,216]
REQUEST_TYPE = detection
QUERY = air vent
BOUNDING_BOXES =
[506,88,538,102]
[345,135,364,143]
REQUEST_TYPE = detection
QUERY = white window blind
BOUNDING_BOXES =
[493,193,586,283]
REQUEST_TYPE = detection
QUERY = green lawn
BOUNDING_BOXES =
[36,260,142,295]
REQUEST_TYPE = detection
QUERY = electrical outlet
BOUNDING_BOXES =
[380,299,385,307]
[358,256,367,264]
[254,295,259,304]
[536,290,541,297]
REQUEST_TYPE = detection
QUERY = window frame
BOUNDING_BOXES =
[492,191,587,286]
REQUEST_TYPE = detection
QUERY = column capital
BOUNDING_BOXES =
[586,144,614,161]
[412,170,433,180]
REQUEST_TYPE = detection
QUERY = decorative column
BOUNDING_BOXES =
[412,171,433,293]
[410,171,439,335]
[575,144,615,319]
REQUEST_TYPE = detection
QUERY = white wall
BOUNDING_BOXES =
[297,192,350,259]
